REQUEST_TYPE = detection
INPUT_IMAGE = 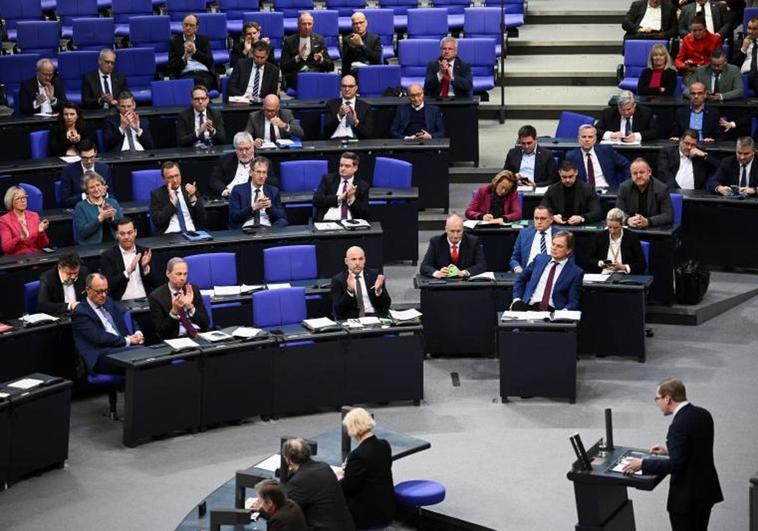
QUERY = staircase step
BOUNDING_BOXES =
[509,24,623,55]
[501,54,620,86]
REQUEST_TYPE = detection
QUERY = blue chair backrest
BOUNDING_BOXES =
[201,293,214,329]
[252,286,307,327]
[279,160,328,192]
[219,0,260,20]
[19,182,44,212]
[325,0,365,16]
[670,192,682,226]
[273,0,313,19]
[356,64,401,96]
[463,7,500,37]
[623,39,666,79]
[263,244,317,282]
[16,21,60,57]
[308,9,339,44]
[373,156,412,188]
[54,180,63,207]
[407,8,448,40]
[165,0,207,21]
[129,15,171,52]
[432,0,469,14]
[640,240,650,275]
[398,39,439,77]
[196,12,228,46]
[131,169,164,203]
[363,9,394,45]
[744,7,758,29]
[457,37,496,73]
[29,130,50,160]
[73,17,116,50]
[185,252,238,288]
[378,0,419,16]
[242,11,284,48]
[150,78,194,107]
[58,0,99,27]
[58,50,100,95]
[554,111,595,139]
[0,0,43,35]
[296,72,340,99]
[116,47,157,92]
[24,280,40,314]
[111,0,153,23]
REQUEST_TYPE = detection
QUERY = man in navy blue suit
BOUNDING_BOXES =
[59,140,114,208]
[423,37,473,97]
[623,379,723,531]
[228,156,288,229]
[672,82,722,142]
[510,231,583,311]
[509,205,557,273]
[390,84,447,139]
[565,124,630,190]
[71,273,144,374]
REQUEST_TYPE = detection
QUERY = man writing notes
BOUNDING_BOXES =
[420,214,487,279]
[148,257,210,340]
[331,246,391,320]
[244,94,305,147]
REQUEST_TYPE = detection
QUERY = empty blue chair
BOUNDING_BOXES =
[252,287,307,327]
[554,111,595,139]
[19,183,44,212]
[432,0,469,30]
[398,38,438,88]
[356,64,401,96]
[116,47,156,104]
[165,0,207,33]
[395,480,446,519]
[483,0,525,28]
[296,72,340,100]
[112,0,154,36]
[129,15,171,66]
[219,0,260,34]
[640,240,650,275]
[308,10,340,60]
[617,40,667,92]
[457,37,496,94]
[279,160,328,192]
[57,50,100,104]
[16,21,60,60]
[150,78,194,107]
[407,8,448,40]
[373,157,412,188]
[58,0,99,39]
[263,245,317,282]
[273,0,314,33]
[242,11,284,61]
[464,7,502,56]
[377,0,418,32]
[670,192,683,226]
[196,12,230,65]
[24,280,41,314]
[325,0,365,32]
[0,0,44,41]
[0,54,41,113]
[72,17,116,51]
[363,8,395,61]
[185,252,238,288]
[131,169,163,203]
[29,130,50,160]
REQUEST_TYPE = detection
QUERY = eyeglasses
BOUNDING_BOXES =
[89,288,109,295]
[341,84,357,89]
[14,196,28,201]
[533,216,550,221]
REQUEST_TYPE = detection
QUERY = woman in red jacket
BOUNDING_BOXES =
[0,185,49,255]
[466,169,522,223]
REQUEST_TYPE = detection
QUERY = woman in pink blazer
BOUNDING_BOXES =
[465,170,522,223]
[0,185,50,255]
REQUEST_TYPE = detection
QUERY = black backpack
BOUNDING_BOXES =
[675,260,710,305]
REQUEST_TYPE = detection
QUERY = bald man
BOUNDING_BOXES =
[331,246,390,320]
[324,75,373,139]
[390,84,446,139]
[341,12,382,75]
[20,58,68,115]
[168,14,217,90]
[280,13,334,90]
[244,94,305,146]
[420,214,487,278]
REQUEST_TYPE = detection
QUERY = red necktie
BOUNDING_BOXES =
[585,152,596,188]
[441,74,450,97]
[539,261,558,311]
[450,244,459,264]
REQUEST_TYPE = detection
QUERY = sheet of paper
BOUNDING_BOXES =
[198,330,232,342]
[552,310,582,321]
[214,285,241,297]
[59,155,81,163]
[8,377,44,390]
[462,219,479,229]
[228,96,251,104]
[276,139,294,147]
[389,308,422,321]
[534,186,549,194]
[583,274,609,283]
[200,289,214,297]
[267,283,292,290]
[501,311,551,321]
[517,184,534,193]
[470,271,495,280]
[232,326,263,339]
[21,313,59,324]
[341,219,370,228]
[0,392,9,399]
[358,316,382,326]
[240,284,266,294]
[610,457,642,474]
[164,337,199,350]
[314,222,343,231]
[303,317,338,329]
[345,319,364,328]
[253,453,281,472]
[601,138,641,146]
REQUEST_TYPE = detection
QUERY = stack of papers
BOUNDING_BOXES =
[253,454,282,472]
[164,337,199,351]
[20,313,58,324]
[389,308,422,322]
[267,283,292,290]
[345,316,382,328]
[583,274,610,283]
[470,271,495,281]
[501,311,551,321]
[341,219,370,229]
[303,317,340,331]
[240,284,266,294]
[198,330,232,342]
[553,310,582,321]
[314,222,343,231]
[8,378,44,390]
[213,285,241,297]
[232,327,264,339]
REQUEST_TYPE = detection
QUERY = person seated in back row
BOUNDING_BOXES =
[228,41,280,103]
[390,84,446,139]
[423,36,472,98]
[595,90,658,143]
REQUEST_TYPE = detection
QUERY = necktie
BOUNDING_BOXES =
[174,190,189,233]
[697,5,704,15]
[450,244,459,264]
[99,305,119,336]
[270,121,277,143]
[539,261,558,311]
[102,75,111,107]
[740,165,748,187]
[198,112,208,144]
[178,307,198,338]
[344,100,355,133]
[126,127,136,152]
[441,73,450,97]
[713,73,720,94]
[539,231,547,254]
[354,274,366,317]
[751,43,757,73]
[585,152,596,188]
[252,67,261,99]
[340,179,349,219]
[253,188,261,226]
[624,118,631,136]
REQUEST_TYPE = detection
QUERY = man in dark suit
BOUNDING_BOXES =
[59,140,114,208]
[617,158,674,227]
[509,206,558,272]
[71,273,144,374]
[81,48,129,110]
[331,246,390,320]
[149,161,207,234]
[280,12,335,90]
[148,256,210,340]
[658,129,718,190]
[424,36,473,97]
[100,217,158,301]
[324,74,373,139]
[19,58,68,116]
[672,82,723,142]
[678,0,732,40]
[622,0,679,40]
[595,91,658,141]
[590,207,647,275]
[510,231,584,311]
[622,379,723,531]
[282,438,356,531]
[103,91,154,152]
[249,479,307,531]
[541,160,602,225]
[707,136,758,195]
[733,16,758,94]
[565,124,630,190]
[390,84,447,139]
[341,11,382,75]
[420,214,487,278]
[503,124,559,187]
[227,42,280,102]
[244,94,305,147]
[176,85,226,147]
[168,14,217,90]
[313,151,370,221]
[209,131,259,197]
[37,252,89,316]
[228,156,288,229]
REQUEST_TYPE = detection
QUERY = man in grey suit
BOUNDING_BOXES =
[616,158,674,228]
[244,94,305,147]
[678,0,732,41]
[683,48,743,101]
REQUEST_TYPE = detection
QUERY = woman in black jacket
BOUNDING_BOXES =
[637,43,678,97]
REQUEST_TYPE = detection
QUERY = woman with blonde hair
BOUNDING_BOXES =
[638,43,678,96]
[465,169,522,223]
[0,185,49,255]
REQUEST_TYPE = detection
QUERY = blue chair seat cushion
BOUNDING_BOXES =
[395,480,446,507]
[618,77,639,91]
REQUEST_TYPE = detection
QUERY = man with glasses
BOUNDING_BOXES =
[19,58,68,116]
[244,94,305,147]
[176,85,226,147]
[100,217,158,301]
[38,252,89,316]
[71,273,144,375]
[341,12,382,75]
[540,159,602,225]
[313,151,370,222]
[150,161,206,234]
[657,129,716,190]
[168,13,217,90]
[708,136,758,196]
[228,42,280,103]
[209,131,271,198]
[103,91,154,152]
[81,48,129,110]
[59,139,115,208]
[390,84,446,140]
[509,205,557,273]
[229,156,288,229]
[324,74,373,140]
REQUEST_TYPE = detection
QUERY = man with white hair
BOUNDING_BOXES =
[423,36,472,97]
[209,131,264,197]
[19,58,68,115]
[81,48,129,110]
[595,90,658,142]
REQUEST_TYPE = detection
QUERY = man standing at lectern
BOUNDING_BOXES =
[623,378,723,531]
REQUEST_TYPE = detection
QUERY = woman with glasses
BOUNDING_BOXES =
[0,185,49,255]
[74,173,123,245]
[590,207,646,274]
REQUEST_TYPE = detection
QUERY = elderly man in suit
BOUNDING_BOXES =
[37,252,89,316]
[149,161,207,234]
[565,124,631,190]
[168,13,217,90]
[420,214,486,279]
[71,273,144,375]
[228,42,280,102]
[658,129,717,190]
[684,48,743,101]
[208,132,261,197]
[81,48,129,110]
[312,151,370,221]
[541,160,602,225]
[341,11,383,75]
[59,140,114,208]
[228,156,288,229]
[424,36,472,97]
[708,136,758,196]
[244,94,305,147]
[390,84,446,139]
[331,246,390,320]
[100,217,158,301]
[595,90,659,142]
[510,231,584,312]
[504,125,559,187]
[19,58,68,116]
[103,91,154,152]
[622,0,679,40]
[148,256,210,340]
[678,0,732,41]
[280,12,334,90]
[509,205,557,273]
[616,158,674,227]
[324,75,373,139]
[176,85,226,147]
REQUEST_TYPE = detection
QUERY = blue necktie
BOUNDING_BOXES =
[98,305,119,335]
[174,190,189,233]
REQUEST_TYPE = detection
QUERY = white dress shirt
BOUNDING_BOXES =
[34,80,55,114]
[528,257,569,307]
[226,159,251,195]
[741,40,756,73]
[527,229,551,267]
[601,232,631,274]
[119,245,148,300]
[346,272,376,314]
[583,148,611,188]
[119,122,145,152]
[675,150,696,190]
[165,189,197,234]
[249,184,271,226]
[298,36,312,63]
[639,5,662,31]
[195,110,213,142]
[323,176,355,221]
[60,273,77,307]
[519,150,536,179]
[245,64,265,100]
